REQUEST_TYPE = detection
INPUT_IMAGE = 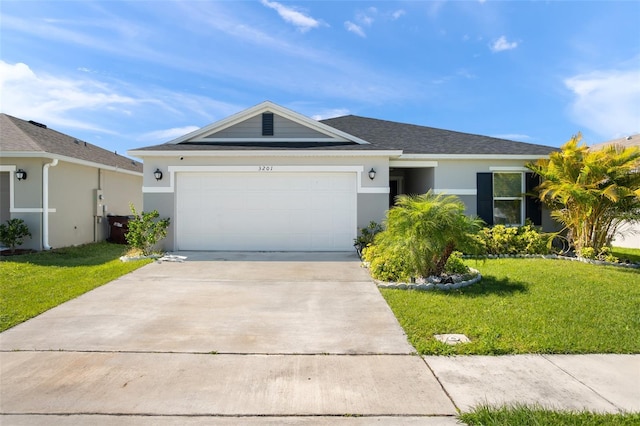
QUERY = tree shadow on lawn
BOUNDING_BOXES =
[454,275,528,297]
[0,243,131,268]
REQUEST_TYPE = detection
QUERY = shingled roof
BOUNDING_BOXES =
[131,113,556,156]
[321,115,557,155]
[1,113,142,173]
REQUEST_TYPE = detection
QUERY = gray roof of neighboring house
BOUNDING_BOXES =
[131,114,557,156]
[590,133,640,150]
[0,113,142,173]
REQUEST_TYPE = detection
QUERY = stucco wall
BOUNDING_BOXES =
[0,158,45,250]
[48,162,142,249]
[142,192,176,251]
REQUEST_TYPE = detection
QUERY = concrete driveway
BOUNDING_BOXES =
[0,252,458,424]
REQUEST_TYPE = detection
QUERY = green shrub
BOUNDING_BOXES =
[124,204,171,256]
[365,192,483,281]
[354,221,382,252]
[0,218,32,253]
[362,244,411,282]
[476,223,551,255]
[581,246,618,262]
[444,251,469,274]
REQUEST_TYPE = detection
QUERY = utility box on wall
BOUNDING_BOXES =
[94,189,104,217]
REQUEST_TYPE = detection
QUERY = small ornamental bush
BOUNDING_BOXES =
[581,246,619,263]
[444,251,469,275]
[476,223,551,255]
[362,244,412,283]
[125,204,170,256]
[0,218,32,253]
[364,192,483,282]
[354,221,382,252]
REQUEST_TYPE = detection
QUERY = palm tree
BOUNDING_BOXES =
[527,134,640,257]
[375,191,483,278]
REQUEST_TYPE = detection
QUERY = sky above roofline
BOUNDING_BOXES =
[0,1,638,158]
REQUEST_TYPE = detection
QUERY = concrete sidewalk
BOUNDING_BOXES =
[1,252,638,425]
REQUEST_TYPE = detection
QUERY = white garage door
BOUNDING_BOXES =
[176,172,357,251]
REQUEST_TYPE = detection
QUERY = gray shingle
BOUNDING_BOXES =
[131,114,557,156]
[1,114,142,173]
[321,115,558,155]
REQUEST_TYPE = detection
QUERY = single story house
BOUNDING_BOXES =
[128,101,558,252]
[591,133,640,249]
[0,113,143,251]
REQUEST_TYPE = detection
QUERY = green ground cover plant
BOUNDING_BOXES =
[459,403,640,425]
[381,258,640,355]
[0,242,151,331]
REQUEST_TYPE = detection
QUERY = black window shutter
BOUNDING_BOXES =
[262,112,274,136]
[525,172,542,226]
[477,173,493,226]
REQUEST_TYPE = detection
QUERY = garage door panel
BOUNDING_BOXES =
[177,172,356,251]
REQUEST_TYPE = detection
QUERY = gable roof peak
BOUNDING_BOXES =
[165,100,370,146]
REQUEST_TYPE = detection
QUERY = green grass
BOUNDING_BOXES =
[0,242,152,332]
[612,246,640,263]
[459,404,640,425]
[381,258,640,355]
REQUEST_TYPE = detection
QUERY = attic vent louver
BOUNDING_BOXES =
[262,112,274,136]
[28,120,47,129]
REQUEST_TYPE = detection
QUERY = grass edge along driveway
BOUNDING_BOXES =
[381,257,640,355]
[0,242,152,332]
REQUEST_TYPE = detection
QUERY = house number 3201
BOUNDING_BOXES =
[258,166,273,171]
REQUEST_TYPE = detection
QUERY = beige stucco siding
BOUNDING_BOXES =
[48,162,142,248]
[0,156,142,251]
[0,158,45,250]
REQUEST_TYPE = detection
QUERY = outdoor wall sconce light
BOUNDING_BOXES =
[368,168,376,180]
[154,168,163,181]
[15,169,27,181]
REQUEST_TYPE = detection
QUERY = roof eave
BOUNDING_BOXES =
[127,149,403,158]
[1,151,143,176]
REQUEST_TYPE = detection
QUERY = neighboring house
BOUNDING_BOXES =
[0,114,143,251]
[590,133,640,249]
[128,101,558,252]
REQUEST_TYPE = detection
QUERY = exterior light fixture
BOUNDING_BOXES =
[15,169,27,181]
[154,168,163,181]
[368,168,376,180]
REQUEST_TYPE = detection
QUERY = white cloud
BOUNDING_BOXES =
[261,0,322,32]
[311,108,350,120]
[345,21,366,38]
[564,69,640,139]
[0,61,137,132]
[392,9,406,20]
[0,61,240,139]
[493,134,532,141]
[140,126,200,142]
[357,12,374,27]
[491,36,518,52]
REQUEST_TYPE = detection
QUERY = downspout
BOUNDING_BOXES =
[42,158,58,250]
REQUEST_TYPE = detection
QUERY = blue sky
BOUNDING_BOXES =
[1,0,639,157]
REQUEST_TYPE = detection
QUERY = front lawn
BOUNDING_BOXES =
[381,258,640,355]
[0,242,152,332]
[612,246,640,263]
[459,403,640,425]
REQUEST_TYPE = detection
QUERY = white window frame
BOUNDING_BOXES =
[492,171,525,226]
